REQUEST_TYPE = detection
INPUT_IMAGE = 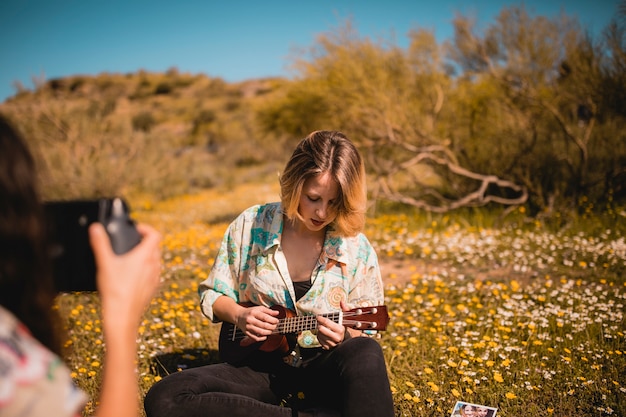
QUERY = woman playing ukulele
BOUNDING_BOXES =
[144,131,394,417]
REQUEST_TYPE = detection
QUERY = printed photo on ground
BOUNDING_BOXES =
[450,401,498,417]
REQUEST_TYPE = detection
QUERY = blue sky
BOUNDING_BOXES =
[0,0,620,103]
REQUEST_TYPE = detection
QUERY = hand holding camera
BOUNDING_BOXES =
[89,220,161,330]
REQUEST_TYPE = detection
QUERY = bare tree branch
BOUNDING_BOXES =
[376,150,527,212]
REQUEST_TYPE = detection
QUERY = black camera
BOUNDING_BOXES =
[44,198,142,292]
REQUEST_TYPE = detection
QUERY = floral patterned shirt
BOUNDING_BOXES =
[199,203,385,341]
[0,305,87,417]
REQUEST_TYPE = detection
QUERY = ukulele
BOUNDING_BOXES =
[218,304,389,364]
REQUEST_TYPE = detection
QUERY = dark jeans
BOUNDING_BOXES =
[144,337,394,417]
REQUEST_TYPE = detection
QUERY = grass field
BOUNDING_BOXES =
[55,186,625,417]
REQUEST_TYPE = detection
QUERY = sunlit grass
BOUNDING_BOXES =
[366,210,625,284]
[56,189,625,416]
[384,274,624,416]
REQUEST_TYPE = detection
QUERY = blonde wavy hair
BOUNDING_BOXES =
[279,130,367,237]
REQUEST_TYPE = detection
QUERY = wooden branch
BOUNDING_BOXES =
[376,151,528,212]
[433,83,444,115]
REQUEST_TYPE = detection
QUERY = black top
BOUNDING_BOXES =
[293,279,312,301]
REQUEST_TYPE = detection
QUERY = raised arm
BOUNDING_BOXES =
[89,223,162,417]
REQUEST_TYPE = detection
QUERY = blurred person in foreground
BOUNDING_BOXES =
[144,131,394,417]
[0,114,162,417]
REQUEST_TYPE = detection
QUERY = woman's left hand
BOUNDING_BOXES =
[316,301,352,350]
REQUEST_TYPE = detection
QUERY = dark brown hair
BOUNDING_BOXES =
[280,130,367,237]
[0,114,62,355]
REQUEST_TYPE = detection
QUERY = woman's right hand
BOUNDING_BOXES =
[235,305,280,342]
[212,296,280,344]
[89,222,162,331]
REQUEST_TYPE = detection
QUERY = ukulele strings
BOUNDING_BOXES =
[227,309,380,340]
